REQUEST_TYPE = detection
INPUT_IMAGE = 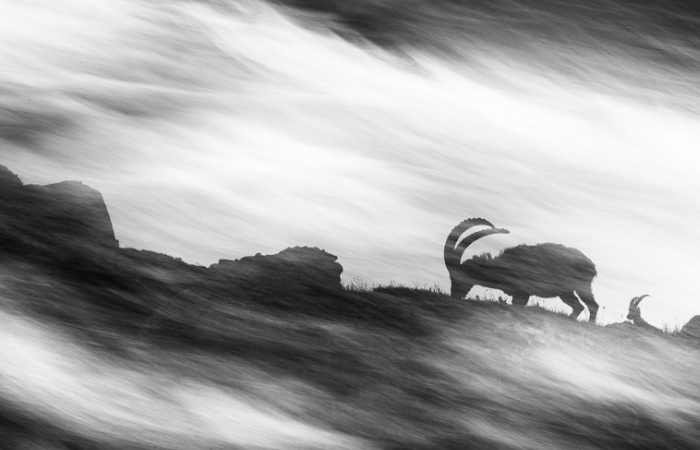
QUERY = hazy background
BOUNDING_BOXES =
[2,0,700,327]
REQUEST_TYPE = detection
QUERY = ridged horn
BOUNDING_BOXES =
[444,218,496,269]
[454,226,510,261]
[630,294,649,308]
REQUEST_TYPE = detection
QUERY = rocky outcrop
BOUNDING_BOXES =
[210,246,343,295]
[1,163,345,313]
[0,163,22,189]
[681,316,700,340]
[0,164,119,254]
[26,180,119,248]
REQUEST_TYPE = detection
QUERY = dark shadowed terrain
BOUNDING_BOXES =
[2,163,700,449]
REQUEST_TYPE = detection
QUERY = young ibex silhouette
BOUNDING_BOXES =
[444,218,599,322]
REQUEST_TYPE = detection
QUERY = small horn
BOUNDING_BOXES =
[630,294,649,308]
[627,294,649,321]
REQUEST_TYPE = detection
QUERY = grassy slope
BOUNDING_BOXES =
[1,247,700,450]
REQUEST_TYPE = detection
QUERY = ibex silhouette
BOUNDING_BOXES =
[444,218,599,322]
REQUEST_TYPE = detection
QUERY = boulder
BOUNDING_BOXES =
[0,164,22,190]
[210,246,343,295]
[0,164,119,254]
[25,180,119,248]
[680,315,700,340]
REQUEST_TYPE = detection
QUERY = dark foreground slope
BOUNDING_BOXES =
[1,164,700,450]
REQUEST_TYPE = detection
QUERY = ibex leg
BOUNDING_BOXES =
[560,291,584,320]
[512,293,529,307]
[576,286,598,323]
[451,283,473,300]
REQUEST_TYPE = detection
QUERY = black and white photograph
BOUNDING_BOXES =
[1,0,700,448]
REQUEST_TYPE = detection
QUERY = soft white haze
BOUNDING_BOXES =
[2,0,700,327]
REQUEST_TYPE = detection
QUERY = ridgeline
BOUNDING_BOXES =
[1,163,699,450]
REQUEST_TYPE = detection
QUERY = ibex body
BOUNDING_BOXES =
[444,218,598,322]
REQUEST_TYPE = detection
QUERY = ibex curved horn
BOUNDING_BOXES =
[626,295,660,330]
[630,294,649,309]
[455,226,511,258]
[444,218,509,269]
[444,218,599,323]
[627,294,650,323]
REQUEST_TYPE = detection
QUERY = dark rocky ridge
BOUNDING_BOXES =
[0,163,344,301]
[0,163,22,188]
[681,315,700,340]
[211,247,343,294]
[0,164,119,253]
[2,162,699,341]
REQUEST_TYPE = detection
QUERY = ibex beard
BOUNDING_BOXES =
[444,218,599,322]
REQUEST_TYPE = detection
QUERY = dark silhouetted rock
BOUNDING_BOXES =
[681,316,700,340]
[1,163,350,324]
[25,180,119,248]
[0,164,119,254]
[210,246,343,296]
[0,164,22,190]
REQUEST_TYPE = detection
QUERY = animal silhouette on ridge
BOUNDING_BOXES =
[444,218,599,322]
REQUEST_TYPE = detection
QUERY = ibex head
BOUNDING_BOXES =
[444,218,510,299]
[627,295,650,322]
[444,218,599,322]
